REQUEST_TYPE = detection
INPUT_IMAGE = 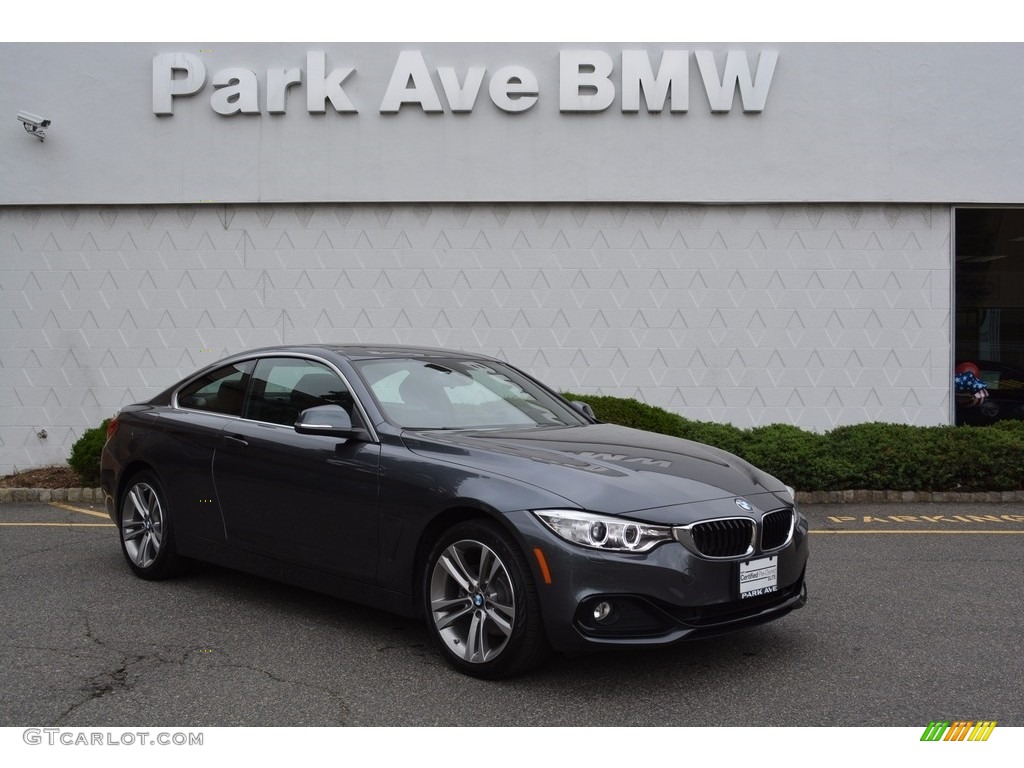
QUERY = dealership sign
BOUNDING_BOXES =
[153,49,778,116]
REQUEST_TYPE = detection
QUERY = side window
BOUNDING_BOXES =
[176,361,253,417]
[245,357,354,427]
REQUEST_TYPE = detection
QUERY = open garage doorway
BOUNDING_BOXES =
[954,208,1024,425]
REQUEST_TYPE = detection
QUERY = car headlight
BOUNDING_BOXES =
[533,509,674,553]
[784,485,797,504]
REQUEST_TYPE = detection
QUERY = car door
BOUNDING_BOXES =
[153,358,255,545]
[212,355,381,582]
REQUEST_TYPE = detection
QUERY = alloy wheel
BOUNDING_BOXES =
[121,482,164,569]
[429,539,517,664]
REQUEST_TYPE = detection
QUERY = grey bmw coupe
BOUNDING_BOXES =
[101,344,808,678]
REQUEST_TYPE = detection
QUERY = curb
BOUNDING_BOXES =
[1,487,1022,504]
[0,487,103,503]
[795,490,1024,505]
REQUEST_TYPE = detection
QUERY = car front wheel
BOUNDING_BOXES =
[424,520,548,678]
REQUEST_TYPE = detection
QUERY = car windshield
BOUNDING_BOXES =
[353,357,587,430]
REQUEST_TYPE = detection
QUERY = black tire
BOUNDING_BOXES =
[423,519,549,679]
[117,470,185,580]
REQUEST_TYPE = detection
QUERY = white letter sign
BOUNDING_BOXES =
[696,50,778,113]
[489,66,538,113]
[559,51,615,112]
[150,48,779,118]
[211,68,260,115]
[306,51,357,113]
[621,50,688,112]
[380,51,443,113]
[152,53,207,115]
[437,66,486,113]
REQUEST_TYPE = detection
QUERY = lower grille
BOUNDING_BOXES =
[686,518,754,558]
[666,576,805,629]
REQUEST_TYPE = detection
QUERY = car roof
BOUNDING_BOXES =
[231,344,502,363]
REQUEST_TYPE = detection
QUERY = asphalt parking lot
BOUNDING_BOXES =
[1,500,1022,727]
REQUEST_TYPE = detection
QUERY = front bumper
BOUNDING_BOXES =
[505,508,810,653]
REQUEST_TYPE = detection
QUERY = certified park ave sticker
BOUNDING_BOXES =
[739,556,778,598]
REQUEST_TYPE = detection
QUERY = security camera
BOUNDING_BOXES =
[17,111,50,141]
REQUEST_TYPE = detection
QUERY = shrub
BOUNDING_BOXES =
[68,418,110,487]
[565,394,746,454]
[743,423,842,491]
[934,425,1024,491]
[674,419,747,457]
[563,392,1024,491]
[992,419,1024,438]
[565,394,686,436]
[826,422,938,490]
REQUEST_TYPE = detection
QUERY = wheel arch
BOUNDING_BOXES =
[114,460,159,520]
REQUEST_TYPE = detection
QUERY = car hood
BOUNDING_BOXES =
[402,423,790,519]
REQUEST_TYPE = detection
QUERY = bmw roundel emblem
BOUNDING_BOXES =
[735,498,753,512]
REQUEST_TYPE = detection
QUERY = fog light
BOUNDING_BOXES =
[593,601,613,623]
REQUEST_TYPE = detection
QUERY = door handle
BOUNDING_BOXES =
[224,435,248,448]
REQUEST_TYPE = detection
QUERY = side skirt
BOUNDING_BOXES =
[178,534,417,618]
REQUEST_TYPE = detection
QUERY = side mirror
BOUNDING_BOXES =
[295,405,368,440]
[570,401,597,420]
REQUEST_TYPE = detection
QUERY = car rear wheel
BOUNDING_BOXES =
[118,471,184,580]
[424,520,549,679]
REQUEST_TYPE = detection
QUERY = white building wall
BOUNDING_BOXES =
[0,202,951,474]
[3,43,1023,205]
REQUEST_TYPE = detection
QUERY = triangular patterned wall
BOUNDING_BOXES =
[0,203,952,473]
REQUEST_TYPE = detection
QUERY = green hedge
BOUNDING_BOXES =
[68,418,110,487]
[564,393,1024,492]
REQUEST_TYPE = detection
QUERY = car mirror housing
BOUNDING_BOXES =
[570,401,597,420]
[294,404,367,440]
